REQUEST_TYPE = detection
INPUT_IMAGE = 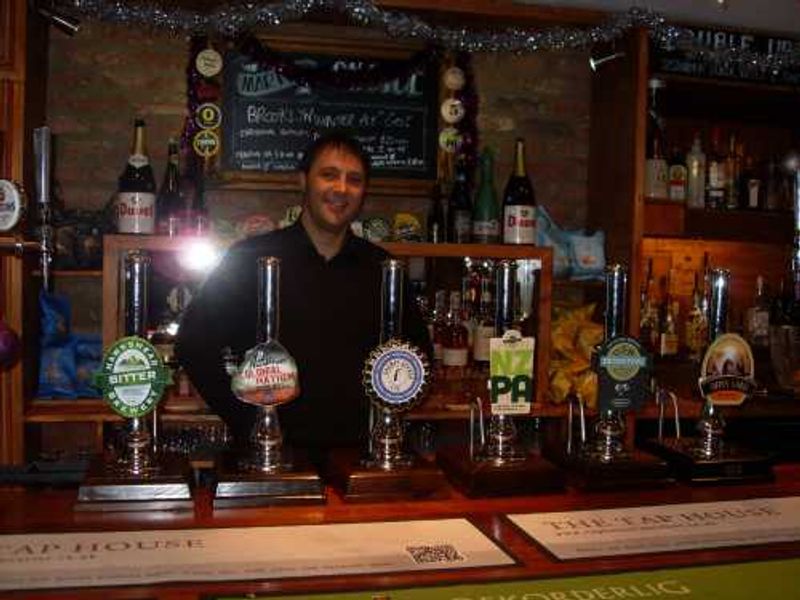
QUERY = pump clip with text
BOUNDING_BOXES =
[489,330,535,415]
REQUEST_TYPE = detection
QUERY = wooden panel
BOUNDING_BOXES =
[0,0,25,77]
[587,28,649,334]
[643,200,685,237]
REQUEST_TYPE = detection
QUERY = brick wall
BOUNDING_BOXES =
[47,22,590,231]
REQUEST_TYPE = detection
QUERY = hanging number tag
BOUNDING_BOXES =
[195,48,223,78]
[489,330,534,415]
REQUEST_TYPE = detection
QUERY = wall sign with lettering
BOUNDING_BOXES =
[222,50,438,179]
[653,26,800,85]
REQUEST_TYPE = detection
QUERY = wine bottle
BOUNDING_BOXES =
[157,138,183,236]
[472,274,494,367]
[447,155,472,243]
[502,138,537,244]
[472,147,500,244]
[427,182,446,243]
[442,291,469,377]
[116,118,156,234]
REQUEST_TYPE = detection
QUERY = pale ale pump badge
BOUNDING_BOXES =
[94,336,171,418]
[489,330,534,415]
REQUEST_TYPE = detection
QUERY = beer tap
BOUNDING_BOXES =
[34,127,54,293]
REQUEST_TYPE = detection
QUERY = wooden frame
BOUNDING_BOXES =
[103,235,553,412]
[211,24,439,197]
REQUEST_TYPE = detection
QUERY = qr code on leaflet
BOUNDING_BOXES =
[405,544,464,565]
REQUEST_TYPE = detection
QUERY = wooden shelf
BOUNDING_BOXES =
[25,399,119,423]
[655,71,800,124]
[643,200,793,244]
[379,242,551,261]
[32,269,103,278]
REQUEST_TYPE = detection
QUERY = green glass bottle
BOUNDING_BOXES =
[472,147,500,244]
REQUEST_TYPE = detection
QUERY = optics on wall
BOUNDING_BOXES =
[32,1,81,36]
[589,51,626,72]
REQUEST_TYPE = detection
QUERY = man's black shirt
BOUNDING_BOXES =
[175,220,429,450]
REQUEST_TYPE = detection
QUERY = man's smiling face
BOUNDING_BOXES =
[300,145,367,235]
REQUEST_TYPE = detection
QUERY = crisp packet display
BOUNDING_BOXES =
[549,303,602,408]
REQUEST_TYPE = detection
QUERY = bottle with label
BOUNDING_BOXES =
[667,146,688,202]
[116,118,156,234]
[706,127,727,210]
[739,154,762,210]
[442,290,469,377]
[157,138,183,236]
[657,276,679,358]
[427,182,446,243]
[502,137,537,244]
[472,275,494,370]
[724,133,741,210]
[686,134,707,209]
[745,275,771,348]
[638,258,658,354]
[644,78,668,200]
[471,147,500,244]
[447,155,472,243]
[684,271,709,361]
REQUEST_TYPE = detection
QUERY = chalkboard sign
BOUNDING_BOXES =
[222,50,438,179]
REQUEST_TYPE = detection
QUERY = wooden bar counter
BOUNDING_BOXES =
[1,462,800,599]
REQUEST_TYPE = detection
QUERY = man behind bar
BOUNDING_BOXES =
[176,131,430,455]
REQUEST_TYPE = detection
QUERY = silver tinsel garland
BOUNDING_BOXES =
[48,0,800,72]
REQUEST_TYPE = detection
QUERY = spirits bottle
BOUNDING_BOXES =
[472,147,500,244]
[447,155,472,243]
[739,154,762,210]
[502,137,537,244]
[684,271,709,361]
[638,258,658,354]
[686,134,707,209]
[157,138,183,236]
[659,299,679,358]
[745,275,771,348]
[116,118,156,234]
[706,127,727,210]
[442,291,469,377]
[724,132,741,210]
[667,146,688,202]
[644,78,668,200]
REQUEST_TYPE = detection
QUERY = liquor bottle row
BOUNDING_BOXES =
[639,261,794,362]
[644,79,797,211]
[115,118,207,236]
[427,138,537,246]
[416,258,533,385]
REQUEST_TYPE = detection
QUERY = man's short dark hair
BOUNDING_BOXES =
[298,131,371,179]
